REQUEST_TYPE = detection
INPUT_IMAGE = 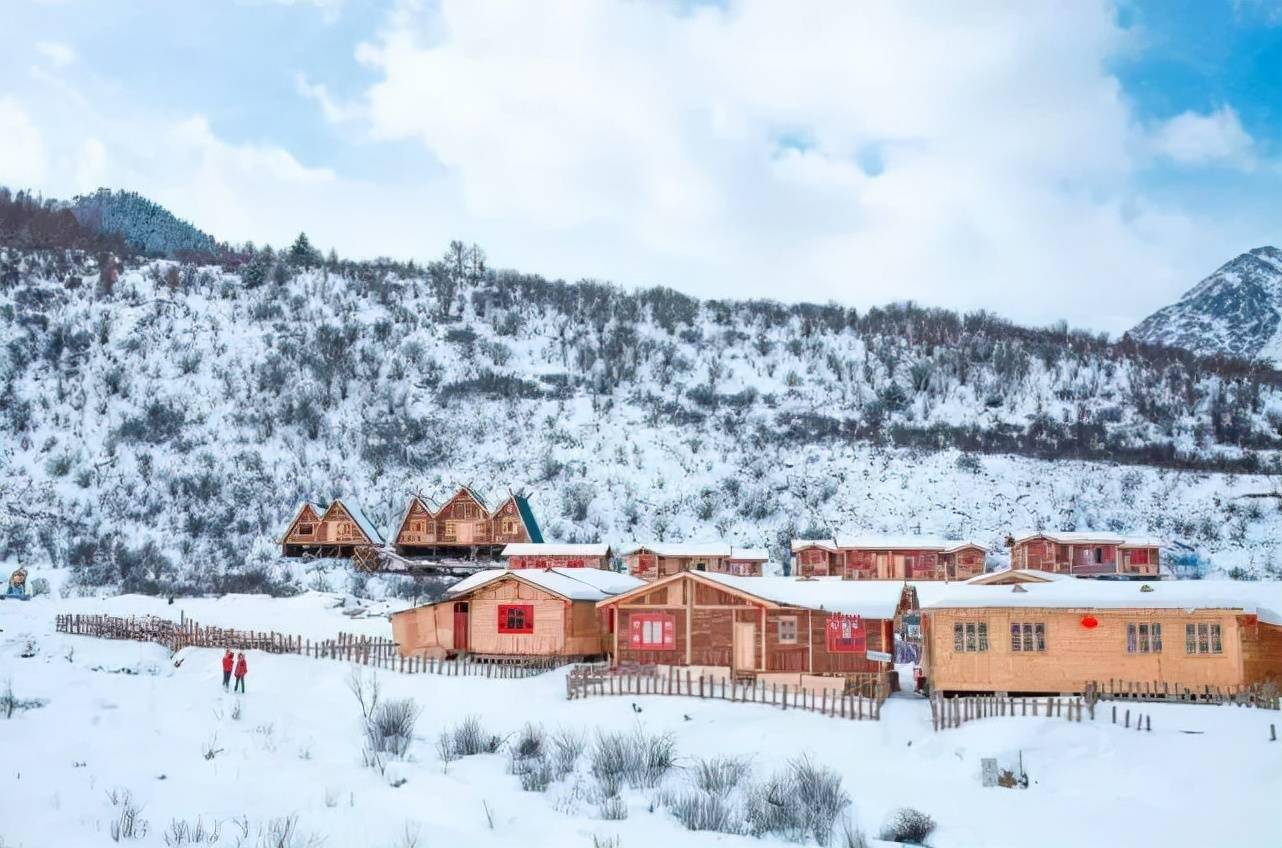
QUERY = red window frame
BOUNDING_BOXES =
[825,614,867,653]
[497,604,534,634]
[628,612,676,650]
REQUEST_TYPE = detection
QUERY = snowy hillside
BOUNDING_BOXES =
[1130,246,1282,365]
[3,240,1282,595]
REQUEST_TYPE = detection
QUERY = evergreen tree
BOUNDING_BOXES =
[288,232,321,267]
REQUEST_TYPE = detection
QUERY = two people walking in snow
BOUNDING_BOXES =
[221,649,248,693]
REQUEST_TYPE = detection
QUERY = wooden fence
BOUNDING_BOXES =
[1086,679,1280,710]
[566,665,892,721]
[931,692,1092,731]
[54,614,565,679]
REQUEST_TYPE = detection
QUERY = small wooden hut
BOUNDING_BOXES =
[390,487,543,559]
[622,544,767,580]
[502,543,612,570]
[922,579,1282,695]
[596,572,911,679]
[836,535,988,581]
[280,499,383,558]
[390,568,643,659]
[1009,531,1162,579]
[789,540,841,577]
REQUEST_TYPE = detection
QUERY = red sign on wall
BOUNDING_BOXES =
[629,613,675,650]
[826,613,866,653]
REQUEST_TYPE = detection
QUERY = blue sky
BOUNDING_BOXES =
[2,0,1280,332]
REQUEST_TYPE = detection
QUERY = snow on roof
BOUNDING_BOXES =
[446,568,643,602]
[335,500,384,546]
[620,543,733,558]
[501,543,611,558]
[923,579,1282,624]
[729,547,769,561]
[790,539,838,552]
[964,567,1073,585]
[834,534,988,553]
[1012,530,1163,547]
[697,573,907,619]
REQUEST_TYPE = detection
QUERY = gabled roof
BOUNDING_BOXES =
[598,571,909,620]
[391,495,435,540]
[279,502,326,542]
[512,494,544,543]
[834,535,988,553]
[923,579,1282,625]
[1011,530,1163,548]
[620,543,733,558]
[965,568,1072,586]
[501,543,610,558]
[325,499,384,546]
[790,539,838,553]
[443,567,643,602]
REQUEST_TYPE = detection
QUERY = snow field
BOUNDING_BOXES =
[2,593,1281,847]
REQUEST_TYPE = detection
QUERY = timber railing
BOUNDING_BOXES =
[931,692,1092,731]
[54,614,567,679]
[1085,679,1280,710]
[565,664,893,721]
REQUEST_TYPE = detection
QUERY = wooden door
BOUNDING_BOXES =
[734,622,756,671]
[453,602,469,652]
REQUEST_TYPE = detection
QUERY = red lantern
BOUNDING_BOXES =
[1081,615,1099,629]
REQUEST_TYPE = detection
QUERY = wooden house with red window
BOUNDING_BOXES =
[836,536,989,581]
[922,580,1282,695]
[596,572,912,679]
[390,487,543,559]
[790,540,840,577]
[502,543,612,570]
[1009,531,1161,579]
[280,500,384,558]
[623,544,768,580]
[389,568,643,659]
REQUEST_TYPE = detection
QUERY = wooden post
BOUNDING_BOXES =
[1125,709,1130,729]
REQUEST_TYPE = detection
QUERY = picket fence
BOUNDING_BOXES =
[566,665,892,721]
[1085,679,1280,710]
[930,692,1092,731]
[54,614,565,679]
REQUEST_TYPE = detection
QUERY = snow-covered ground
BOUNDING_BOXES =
[2,592,1280,848]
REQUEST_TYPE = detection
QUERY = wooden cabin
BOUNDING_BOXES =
[790,540,840,577]
[922,580,1282,695]
[836,536,988,581]
[622,544,767,580]
[502,543,612,570]
[280,499,383,558]
[390,568,643,659]
[596,572,910,679]
[1009,531,1161,579]
[390,487,543,559]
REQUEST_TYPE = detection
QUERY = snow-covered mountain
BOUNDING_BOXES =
[1129,247,1282,364]
[4,221,1282,593]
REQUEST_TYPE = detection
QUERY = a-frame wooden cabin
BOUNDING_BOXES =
[280,499,384,558]
[391,487,543,559]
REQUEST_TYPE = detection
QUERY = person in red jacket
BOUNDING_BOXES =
[221,650,234,690]
[233,652,248,694]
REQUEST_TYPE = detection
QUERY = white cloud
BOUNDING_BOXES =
[294,73,361,124]
[36,41,76,68]
[0,96,47,188]
[1150,106,1257,169]
[74,137,107,192]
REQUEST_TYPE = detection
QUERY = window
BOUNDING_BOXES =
[1010,622,1046,652]
[778,617,798,645]
[826,614,867,653]
[497,605,534,634]
[501,517,519,535]
[1126,623,1162,654]
[1185,623,1222,655]
[443,521,457,539]
[953,622,989,653]
[296,523,314,536]
[629,613,675,650]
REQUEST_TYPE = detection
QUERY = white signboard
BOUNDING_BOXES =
[865,650,892,662]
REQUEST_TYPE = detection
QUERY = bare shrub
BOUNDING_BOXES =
[162,817,221,846]
[743,773,805,841]
[880,807,936,845]
[255,815,322,848]
[510,722,546,761]
[791,754,850,846]
[347,668,380,721]
[518,758,554,792]
[552,728,586,778]
[591,836,620,848]
[366,698,421,758]
[441,715,502,759]
[0,677,46,718]
[839,816,870,848]
[670,790,740,833]
[107,789,149,842]
[589,727,677,795]
[691,755,751,796]
[598,796,628,821]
